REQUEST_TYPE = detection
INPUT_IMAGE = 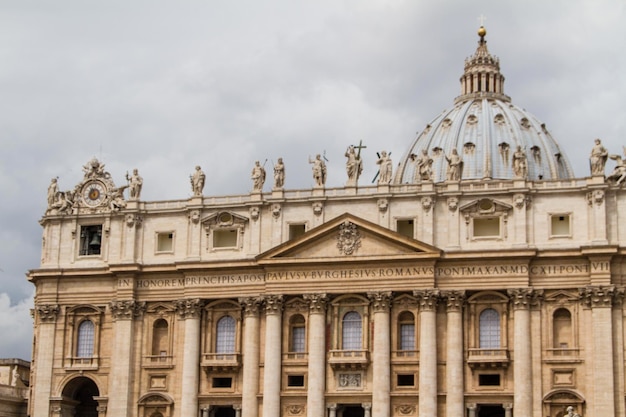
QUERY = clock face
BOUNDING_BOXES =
[82,181,106,207]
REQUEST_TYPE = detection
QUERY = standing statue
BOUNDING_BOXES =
[376,151,393,184]
[414,149,433,182]
[512,145,528,179]
[126,169,143,200]
[566,406,581,417]
[308,154,327,187]
[251,160,266,191]
[345,145,363,184]
[589,138,608,176]
[47,178,59,208]
[190,166,205,196]
[273,158,285,189]
[445,148,463,181]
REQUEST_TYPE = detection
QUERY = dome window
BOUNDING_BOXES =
[464,143,476,155]
[520,118,531,129]
[432,147,443,156]
[467,115,478,125]
[442,118,452,128]
[494,114,505,125]
[530,146,542,164]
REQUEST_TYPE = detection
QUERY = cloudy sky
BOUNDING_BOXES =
[1,1,624,359]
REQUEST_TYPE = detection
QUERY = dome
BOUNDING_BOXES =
[393,27,574,184]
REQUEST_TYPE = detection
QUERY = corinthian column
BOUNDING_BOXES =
[304,294,327,417]
[414,289,439,417]
[240,297,262,417]
[581,286,617,417]
[442,291,465,417]
[108,300,145,417]
[32,304,59,417]
[262,295,283,417]
[176,298,204,417]
[368,292,392,417]
[508,288,536,417]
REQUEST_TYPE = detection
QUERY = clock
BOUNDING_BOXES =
[82,181,106,207]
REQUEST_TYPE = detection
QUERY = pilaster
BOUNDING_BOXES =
[32,304,60,417]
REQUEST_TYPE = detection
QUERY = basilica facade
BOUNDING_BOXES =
[29,27,626,417]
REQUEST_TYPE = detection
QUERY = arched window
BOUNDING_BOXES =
[479,308,500,349]
[398,311,415,351]
[290,314,306,353]
[151,319,169,356]
[76,320,95,357]
[553,308,572,349]
[342,311,362,350]
[216,316,236,353]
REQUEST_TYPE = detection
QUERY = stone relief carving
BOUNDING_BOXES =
[368,291,393,312]
[303,293,327,313]
[589,138,608,176]
[188,210,200,224]
[240,297,263,316]
[587,189,604,206]
[447,197,458,212]
[421,196,434,211]
[337,221,361,255]
[308,154,327,187]
[251,160,266,192]
[285,405,305,415]
[271,203,282,219]
[338,373,362,388]
[175,298,204,319]
[377,198,388,213]
[513,193,530,209]
[395,405,416,415]
[110,300,146,320]
[125,214,142,228]
[566,406,581,417]
[190,165,205,196]
[249,206,260,221]
[312,202,323,216]
[36,304,60,322]
[264,295,283,315]
[413,289,440,311]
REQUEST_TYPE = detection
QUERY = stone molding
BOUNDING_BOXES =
[441,290,466,311]
[264,295,284,315]
[36,304,60,322]
[109,300,146,320]
[368,291,393,312]
[303,293,328,314]
[175,298,205,319]
[508,287,543,310]
[413,289,440,311]
[581,285,617,308]
[239,297,263,317]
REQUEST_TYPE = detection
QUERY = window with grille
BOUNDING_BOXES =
[479,308,500,348]
[342,311,362,350]
[398,311,415,350]
[290,315,306,352]
[216,316,236,353]
[76,320,95,357]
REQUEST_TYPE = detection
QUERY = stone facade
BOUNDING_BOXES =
[0,359,30,417]
[28,27,625,417]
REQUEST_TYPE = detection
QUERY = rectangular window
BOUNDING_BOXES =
[289,224,306,240]
[473,217,500,238]
[212,377,232,388]
[287,375,305,387]
[478,374,501,386]
[213,229,238,248]
[397,374,415,387]
[396,219,414,238]
[291,326,305,352]
[156,232,174,252]
[550,214,571,237]
[399,323,415,350]
[79,225,102,256]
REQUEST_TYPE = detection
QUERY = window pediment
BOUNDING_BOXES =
[460,198,512,215]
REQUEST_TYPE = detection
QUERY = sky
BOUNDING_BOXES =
[0,1,624,360]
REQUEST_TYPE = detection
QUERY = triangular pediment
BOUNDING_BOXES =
[257,213,441,265]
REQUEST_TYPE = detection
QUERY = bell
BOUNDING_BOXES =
[89,233,101,248]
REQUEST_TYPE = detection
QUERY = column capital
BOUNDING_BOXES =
[109,300,146,320]
[303,293,328,314]
[581,285,619,308]
[175,298,205,319]
[368,291,393,312]
[362,402,372,411]
[239,296,263,317]
[508,288,542,310]
[441,290,466,311]
[413,289,440,311]
[264,295,283,315]
[327,403,337,411]
[36,304,60,322]
[233,404,242,411]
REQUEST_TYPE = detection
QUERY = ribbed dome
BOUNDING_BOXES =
[394,27,574,184]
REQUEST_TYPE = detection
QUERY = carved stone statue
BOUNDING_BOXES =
[414,149,433,182]
[82,157,109,179]
[512,145,528,179]
[566,405,581,417]
[607,148,626,185]
[47,178,59,208]
[190,166,205,196]
[376,151,393,184]
[251,160,266,191]
[345,145,363,184]
[445,148,463,181]
[273,158,285,189]
[590,138,608,175]
[126,169,143,200]
[309,154,327,187]
[108,186,128,211]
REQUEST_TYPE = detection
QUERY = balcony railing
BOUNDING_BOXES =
[328,349,370,370]
[201,352,242,373]
[544,348,582,363]
[143,354,174,368]
[467,348,509,369]
[67,356,98,369]
[391,350,419,364]
[283,351,308,363]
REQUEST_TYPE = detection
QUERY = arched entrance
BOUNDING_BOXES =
[212,406,236,417]
[340,405,365,417]
[61,377,100,417]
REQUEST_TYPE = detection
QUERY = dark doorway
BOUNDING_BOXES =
[341,405,365,417]
[62,377,99,417]
[477,404,505,417]
[213,406,236,417]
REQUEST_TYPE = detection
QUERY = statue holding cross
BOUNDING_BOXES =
[345,140,366,185]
